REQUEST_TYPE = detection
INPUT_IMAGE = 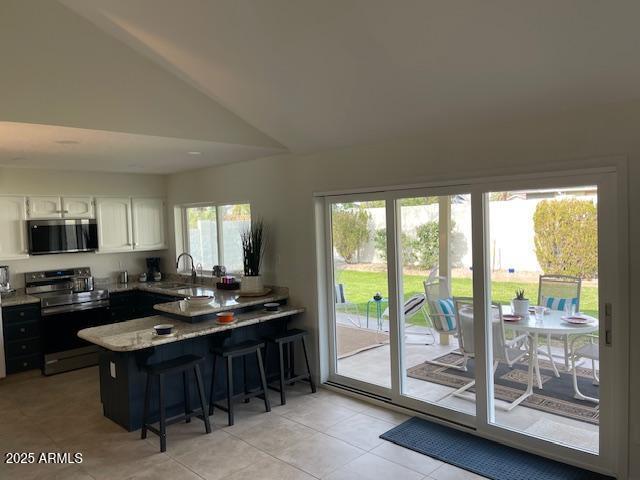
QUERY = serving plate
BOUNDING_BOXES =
[562,315,593,325]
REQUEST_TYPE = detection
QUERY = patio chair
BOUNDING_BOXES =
[381,294,435,345]
[438,298,532,412]
[335,283,361,328]
[537,274,582,371]
[569,334,599,403]
[423,276,458,342]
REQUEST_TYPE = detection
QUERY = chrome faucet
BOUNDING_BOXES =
[176,253,197,281]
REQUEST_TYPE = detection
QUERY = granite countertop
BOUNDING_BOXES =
[0,290,40,307]
[77,306,304,352]
[153,286,289,317]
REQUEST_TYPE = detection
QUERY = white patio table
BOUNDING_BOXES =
[503,307,598,390]
[458,306,598,405]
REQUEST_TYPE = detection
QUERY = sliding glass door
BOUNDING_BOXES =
[326,195,393,396]
[323,170,622,477]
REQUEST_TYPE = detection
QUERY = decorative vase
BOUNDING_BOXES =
[512,298,530,317]
[240,275,264,294]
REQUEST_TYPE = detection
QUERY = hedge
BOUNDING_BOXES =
[533,198,597,279]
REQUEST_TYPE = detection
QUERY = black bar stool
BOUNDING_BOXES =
[264,328,316,405]
[141,354,211,452]
[209,340,270,426]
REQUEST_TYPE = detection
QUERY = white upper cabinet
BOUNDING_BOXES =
[27,196,62,219]
[27,196,95,219]
[95,197,166,253]
[0,196,28,260]
[95,197,133,253]
[131,198,166,251]
[62,197,94,218]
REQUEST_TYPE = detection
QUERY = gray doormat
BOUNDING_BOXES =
[380,417,613,480]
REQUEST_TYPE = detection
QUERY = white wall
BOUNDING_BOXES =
[166,99,640,478]
[0,167,168,287]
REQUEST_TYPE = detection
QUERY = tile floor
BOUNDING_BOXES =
[0,366,488,480]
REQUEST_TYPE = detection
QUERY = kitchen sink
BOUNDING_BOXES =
[172,287,217,297]
[147,282,193,289]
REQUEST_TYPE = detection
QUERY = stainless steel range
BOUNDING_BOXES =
[25,267,110,375]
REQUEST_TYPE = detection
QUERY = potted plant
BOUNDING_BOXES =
[512,289,529,317]
[240,219,265,294]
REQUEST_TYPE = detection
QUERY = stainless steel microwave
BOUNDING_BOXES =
[27,219,98,255]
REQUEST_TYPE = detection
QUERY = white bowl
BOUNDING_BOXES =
[186,295,214,306]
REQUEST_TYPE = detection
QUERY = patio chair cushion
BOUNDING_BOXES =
[541,296,578,311]
[429,298,456,332]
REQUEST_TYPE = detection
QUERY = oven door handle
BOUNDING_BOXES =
[41,300,110,317]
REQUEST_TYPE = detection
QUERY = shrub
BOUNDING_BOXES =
[333,207,371,263]
[533,199,597,279]
[415,221,440,269]
[374,229,418,265]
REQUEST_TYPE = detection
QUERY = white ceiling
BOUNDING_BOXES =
[62,0,640,154]
[0,122,283,174]
[5,1,640,173]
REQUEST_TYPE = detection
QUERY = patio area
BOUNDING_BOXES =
[335,311,600,453]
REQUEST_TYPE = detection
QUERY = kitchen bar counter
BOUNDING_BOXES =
[78,306,304,351]
[77,288,305,431]
[153,287,289,319]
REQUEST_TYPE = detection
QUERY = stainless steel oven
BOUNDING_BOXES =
[25,267,110,375]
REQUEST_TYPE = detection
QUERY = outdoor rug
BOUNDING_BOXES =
[407,352,599,424]
[380,417,613,480]
[336,324,389,359]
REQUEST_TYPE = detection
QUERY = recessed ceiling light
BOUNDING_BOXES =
[55,140,80,145]
[187,151,202,155]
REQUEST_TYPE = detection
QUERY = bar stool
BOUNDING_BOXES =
[264,328,316,405]
[208,340,270,426]
[141,354,211,452]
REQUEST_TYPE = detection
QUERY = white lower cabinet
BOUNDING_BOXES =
[0,196,29,260]
[96,197,166,253]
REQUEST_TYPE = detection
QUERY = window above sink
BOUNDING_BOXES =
[174,202,251,275]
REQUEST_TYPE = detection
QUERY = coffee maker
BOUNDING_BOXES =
[146,257,162,281]
[0,265,15,294]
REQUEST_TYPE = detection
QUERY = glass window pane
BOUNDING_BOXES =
[220,204,251,273]
[398,194,475,416]
[186,206,218,269]
[487,186,599,454]
[331,200,391,388]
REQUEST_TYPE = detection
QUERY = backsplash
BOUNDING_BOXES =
[2,251,169,289]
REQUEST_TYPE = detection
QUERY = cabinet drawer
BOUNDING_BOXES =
[6,354,42,374]
[3,304,41,324]
[4,320,40,342]
[6,337,41,358]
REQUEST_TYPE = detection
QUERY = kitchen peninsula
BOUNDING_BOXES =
[78,286,304,431]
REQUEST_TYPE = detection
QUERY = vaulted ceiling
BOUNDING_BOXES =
[4,0,640,173]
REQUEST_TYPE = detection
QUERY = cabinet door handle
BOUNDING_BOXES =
[21,345,26,350]
[19,312,24,317]
[22,362,28,367]
[19,327,25,333]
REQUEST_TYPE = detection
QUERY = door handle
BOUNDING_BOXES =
[604,302,613,346]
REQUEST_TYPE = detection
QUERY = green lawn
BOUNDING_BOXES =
[335,269,598,325]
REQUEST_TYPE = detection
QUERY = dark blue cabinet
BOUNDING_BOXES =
[2,303,43,374]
